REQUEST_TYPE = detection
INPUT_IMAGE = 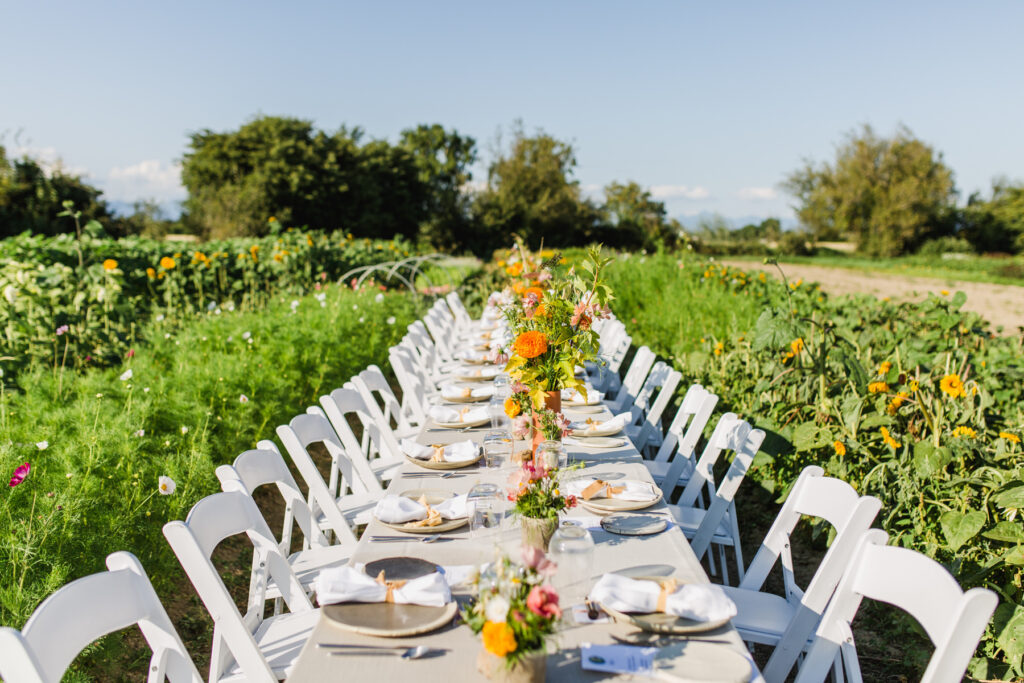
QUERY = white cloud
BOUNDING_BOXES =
[736,186,777,201]
[12,146,89,177]
[104,160,185,202]
[649,185,710,200]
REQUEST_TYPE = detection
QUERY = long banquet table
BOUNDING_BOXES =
[287,402,764,682]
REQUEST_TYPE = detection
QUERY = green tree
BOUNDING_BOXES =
[472,124,600,254]
[600,181,671,249]
[399,124,478,251]
[0,146,113,238]
[783,125,957,256]
[180,116,426,239]
[961,179,1024,254]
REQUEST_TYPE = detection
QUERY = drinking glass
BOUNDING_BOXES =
[535,439,567,471]
[467,482,505,540]
[548,521,596,608]
[488,395,510,429]
[483,430,513,470]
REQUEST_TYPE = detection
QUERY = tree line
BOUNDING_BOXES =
[2,118,1022,256]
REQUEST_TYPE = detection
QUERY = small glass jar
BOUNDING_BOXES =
[548,521,596,608]
[535,439,567,471]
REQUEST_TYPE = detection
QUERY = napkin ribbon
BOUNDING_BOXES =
[431,445,447,463]
[655,578,679,613]
[405,495,442,528]
[581,479,625,500]
[375,571,408,603]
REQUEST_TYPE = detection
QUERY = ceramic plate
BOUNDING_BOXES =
[323,601,458,638]
[455,370,498,382]
[434,417,491,429]
[599,576,733,634]
[364,556,438,580]
[440,393,491,404]
[570,424,624,437]
[377,489,469,534]
[567,436,627,449]
[565,404,606,414]
[580,487,662,515]
[404,450,482,470]
[600,513,668,536]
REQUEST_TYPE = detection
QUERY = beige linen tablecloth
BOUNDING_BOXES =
[287,409,764,682]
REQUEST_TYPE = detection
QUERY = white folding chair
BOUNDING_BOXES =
[0,552,202,683]
[164,491,318,682]
[215,446,354,608]
[352,364,420,438]
[319,385,403,481]
[276,412,383,531]
[445,291,474,333]
[624,360,682,454]
[667,413,765,585]
[603,346,656,414]
[720,466,881,683]
[647,384,718,488]
[795,530,997,683]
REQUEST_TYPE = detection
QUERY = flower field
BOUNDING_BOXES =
[601,253,1024,678]
[0,223,414,382]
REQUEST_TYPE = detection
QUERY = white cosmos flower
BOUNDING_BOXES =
[134,429,145,437]
[155,314,165,322]
[158,476,176,495]
[36,441,48,450]
[143,387,150,393]
[375,293,384,303]
[484,595,510,623]
[359,317,365,323]
[386,316,396,325]
[315,293,326,302]
[180,426,188,435]
[239,394,249,403]
[119,368,133,381]
[164,333,171,339]
[242,331,251,340]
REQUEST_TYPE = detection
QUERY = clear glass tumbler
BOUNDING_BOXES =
[483,430,513,470]
[548,521,596,608]
[467,482,505,540]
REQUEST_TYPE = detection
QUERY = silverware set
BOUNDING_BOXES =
[403,471,457,479]
[318,644,446,659]
[369,534,443,543]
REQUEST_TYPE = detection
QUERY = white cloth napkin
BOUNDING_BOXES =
[441,384,495,400]
[315,566,452,607]
[373,493,469,523]
[401,438,479,462]
[428,405,490,423]
[589,574,737,622]
[561,386,604,405]
[460,366,500,380]
[570,412,630,435]
[563,478,659,502]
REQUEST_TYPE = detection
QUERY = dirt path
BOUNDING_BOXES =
[722,260,1024,333]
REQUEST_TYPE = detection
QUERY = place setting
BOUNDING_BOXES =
[438,382,495,403]
[562,475,663,514]
[371,489,470,536]
[426,404,491,430]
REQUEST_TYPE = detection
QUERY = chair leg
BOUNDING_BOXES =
[717,543,730,586]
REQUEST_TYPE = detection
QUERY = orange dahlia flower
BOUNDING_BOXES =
[514,331,548,359]
[524,286,545,301]
[482,621,517,657]
[504,397,521,418]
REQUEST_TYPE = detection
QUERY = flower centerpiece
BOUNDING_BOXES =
[464,547,561,682]
[500,241,614,447]
[507,455,579,550]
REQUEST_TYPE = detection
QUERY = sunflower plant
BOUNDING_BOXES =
[500,242,614,408]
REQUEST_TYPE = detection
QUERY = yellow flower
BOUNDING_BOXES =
[868,381,889,394]
[1000,432,1020,444]
[505,262,523,277]
[482,621,517,657]
[714,342,724,356]
[886,392,909,415]
[952,426,977,439]
[102,259,117,271]
[146,267,156,279]
[940,289,950,296]
[877,361,892,375]
[159,256,176,270]
[833,440,846,456]
[790,338,804,355]
[880,427,899,449]
[504,397,521,418]
[939,374,966,399]
[909,380,920,392]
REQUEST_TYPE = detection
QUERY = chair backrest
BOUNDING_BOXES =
[0,552,202,683]
[677,413,765,558]
[746,467,882,683]
[629,362,682,451]
[320,385,403,470]
[612,346,656,408]
[655,383,718,465]
[275,414,365,546]
[164,492,313,683]
[795,530,998,683]
[445,291,473,330]
[353,364,418,434]
[389,346,432,423]
[406,321,442,369]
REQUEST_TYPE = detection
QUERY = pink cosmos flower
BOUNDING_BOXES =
[126,349,135,359]
[521,546,558,576]
[56,325,70,336]
[526,585,561,618]
[511,415,531,439]
[9,462,30,487]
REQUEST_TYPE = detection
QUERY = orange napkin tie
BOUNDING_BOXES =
[580,479,625,500]
[430,445,447,463]
[375,571,408,603]
[655,578,679,613]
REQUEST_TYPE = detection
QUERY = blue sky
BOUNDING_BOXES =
[1,1,1022,224]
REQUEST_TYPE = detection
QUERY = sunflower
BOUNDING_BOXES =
[868,381,889,394]
[952,426,977,439]
[999,432,1020,444]
[940,374,966,399]
[102,259,118,271]
[146,267,156,279]
[513,331,548,359]
[790,338,804,355]
[877,361,892,375]
[159,256,176,270]
[833,441,846,456]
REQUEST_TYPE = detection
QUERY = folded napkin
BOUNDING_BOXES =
[428,405,490,424]
[373,493,469,524]
[457,348,489,362]
[563,478,658,502]
[570,412,630,435]
[561,386,604,405]
[401,438,479,463]
[589,574,737,622]
[316,565,451,607]
[460,366,500,380]
[441,384,495,400]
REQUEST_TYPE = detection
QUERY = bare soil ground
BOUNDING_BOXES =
[723,260,1024,333]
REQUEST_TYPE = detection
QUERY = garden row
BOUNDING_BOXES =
[0,224,416,382]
